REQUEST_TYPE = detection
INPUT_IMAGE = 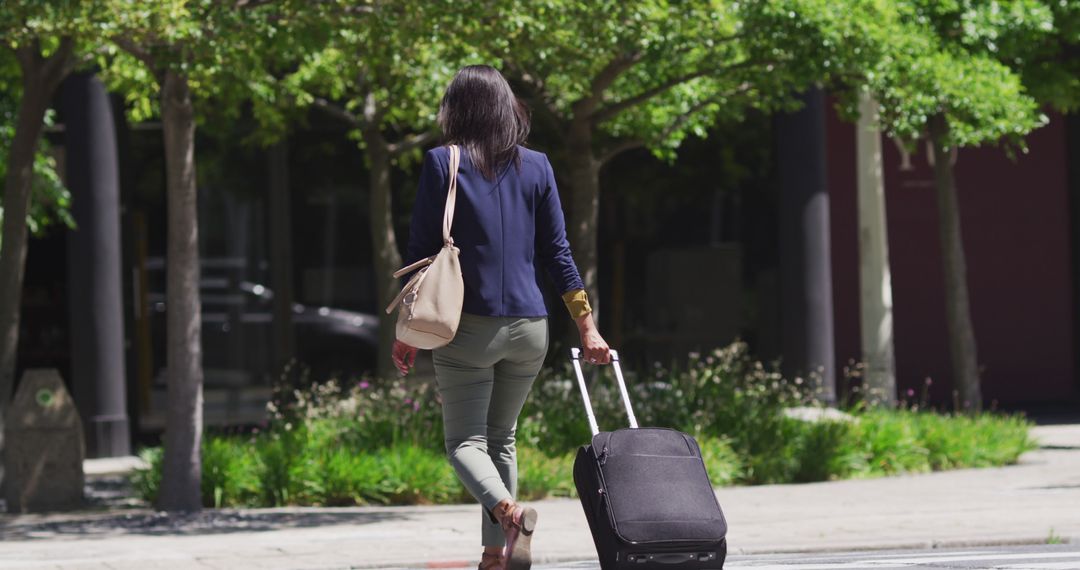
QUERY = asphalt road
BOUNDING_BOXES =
[533,544,1080,569]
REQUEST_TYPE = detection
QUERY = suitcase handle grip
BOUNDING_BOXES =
[571,348,639,436]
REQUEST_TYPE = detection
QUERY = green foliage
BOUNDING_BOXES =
[518,342,812,473]
[0,100,74,239]
[0,0,105,49]
[751,0,1051,152]
[1047,528,1064,545]
[201,436,261,508]
[1001,0,1080,112]
[855,410,934,475]
[277,1,463,162]
[896,408,1036,470]
[132,343,1035,507]
[482,0,807,162]
[130,446,163,503]
[269,376,447,451]
[516,448,578,501]
[95,0,325,131]
[0,1,99,242]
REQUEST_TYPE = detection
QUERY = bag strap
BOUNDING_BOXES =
[385,145,459,315]
[392,255,435,279]
[442,144,460,245]
[385,266,426,314]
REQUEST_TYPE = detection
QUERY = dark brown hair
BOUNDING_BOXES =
[437,65,531,180]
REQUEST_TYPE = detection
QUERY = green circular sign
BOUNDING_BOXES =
[35,388,54,408]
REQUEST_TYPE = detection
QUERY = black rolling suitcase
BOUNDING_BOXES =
[571,348,728,570]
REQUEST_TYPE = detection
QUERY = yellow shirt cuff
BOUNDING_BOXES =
[561,288,592,320]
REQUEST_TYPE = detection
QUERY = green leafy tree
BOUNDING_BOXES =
[869,1,1053,412]
[96,0,315,511]
[281,2,465,378]
[481,0,829,329]
[759,0,1054,410]
[0,1,100,478]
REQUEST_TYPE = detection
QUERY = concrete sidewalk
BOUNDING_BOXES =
[0,424,1077,569]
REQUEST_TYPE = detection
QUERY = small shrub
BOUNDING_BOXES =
[854,411,932,475]
[130,447,163,504]
[201,436,260,508]
[518,448,577,500]
[696,436,743,487]
[789,418,863,483]
[910,410,1036,469]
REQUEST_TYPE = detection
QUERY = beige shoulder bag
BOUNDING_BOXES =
[385,145,464,350]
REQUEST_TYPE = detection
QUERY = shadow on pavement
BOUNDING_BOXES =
[0,508,413,541]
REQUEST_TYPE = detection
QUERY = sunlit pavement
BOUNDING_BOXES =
[529,545,1080,570]
[0,425,1077,569]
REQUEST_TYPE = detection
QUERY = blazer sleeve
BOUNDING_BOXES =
[535,155,586,296]
[403,149,447,280]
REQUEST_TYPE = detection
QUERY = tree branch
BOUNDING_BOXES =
[13,45,36,74]
[659,82,751,140]
[64,46,110,77]
[233,0,275,8]
[503,59,566,135]
[592,69,709,124]
[41,36,75,89]
[113,35,159,74]
[598,138,646,165]
[591,59,759,124]
[572,51,643,120]
[387,129,439,157]
[311,97,362,127]
[598,81,752,165]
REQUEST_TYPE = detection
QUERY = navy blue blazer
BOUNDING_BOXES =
[405,145,584,318]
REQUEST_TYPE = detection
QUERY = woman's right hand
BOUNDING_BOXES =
[392,340,418,376]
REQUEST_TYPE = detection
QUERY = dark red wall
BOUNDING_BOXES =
[826,99,1076,408]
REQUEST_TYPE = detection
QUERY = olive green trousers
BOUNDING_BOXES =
[432,312,549,547]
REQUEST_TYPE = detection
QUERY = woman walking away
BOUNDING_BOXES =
[392,65,611,570]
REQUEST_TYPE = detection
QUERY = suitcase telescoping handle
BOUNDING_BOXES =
[570,348,639,437]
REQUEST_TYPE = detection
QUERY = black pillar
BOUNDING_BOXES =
[61,71,131,457]
[1066,113,1080,398]
[775,86,837,403]
[267,140,295,376]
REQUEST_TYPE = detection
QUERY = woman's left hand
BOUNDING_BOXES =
[392,340,418,376]
[575,312,611,365]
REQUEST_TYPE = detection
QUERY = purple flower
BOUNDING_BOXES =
[924,377,933,386]
[413,401,421,412]
[906,389,915,397]
[404,397,413,405]
[359,380,370,390]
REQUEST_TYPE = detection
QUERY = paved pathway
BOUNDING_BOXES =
[539,544,1080,570]
[0,425,1077,569]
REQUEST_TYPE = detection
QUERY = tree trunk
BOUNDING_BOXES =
[0,49,70,487]
[0,81,47,419]
[158,70,204,511]
[856,93,897,408]
[365,130,402,379]
[927,113,982,412]
[564,121,601,325]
